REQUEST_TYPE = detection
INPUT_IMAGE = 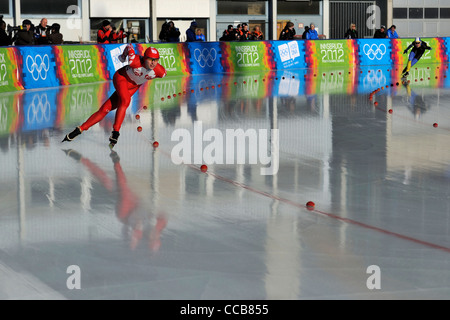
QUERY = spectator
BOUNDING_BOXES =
[0,19,12,46]
[387,25,399,39]
[186,20,198,42]
[165,21,180,42]
[344,23,358,39]
[241,23,250,41]
[219,25,238,41]
[13,19,34,46]
[251,26,264,41]
[306,23,319,40]
[97,20,113,43]
[111,26,127,43]
[34,18,49,45]
[196,28,205,41]
[235,24,243,41]
[302,26,310,39]
[374,25,387,38]
[159,21,170,42]
[279,21,296,40]
[48,23,63,44]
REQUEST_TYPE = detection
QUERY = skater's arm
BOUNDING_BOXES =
[403,43,413,54]
[154,64,167,78]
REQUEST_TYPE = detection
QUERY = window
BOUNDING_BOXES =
[393,8,407,19]
[0,1,10,16]
[217,1,265,15]
[277,1,320,15]
[441,8,450,19]
[409,8,423,19]
[425,8,438,19]
[20,0,78,15]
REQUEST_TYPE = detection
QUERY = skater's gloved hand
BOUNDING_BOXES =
[403,50,407,54]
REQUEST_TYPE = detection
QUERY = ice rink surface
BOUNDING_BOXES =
[1,64,450,300]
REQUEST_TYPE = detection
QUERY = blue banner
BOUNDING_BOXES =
[22,88,58,131]
[270,40,307,70]
[187,42,223,74]
[18,46,60,89]
[101,43,132,80]
[357,39,392,67]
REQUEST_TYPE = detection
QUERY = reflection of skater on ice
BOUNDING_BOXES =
[62,148,168,252]
[402,81,428,119]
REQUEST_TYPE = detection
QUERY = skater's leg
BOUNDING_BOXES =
[79,92,119,131]
[109,75,139,147]
[112,86,139,132]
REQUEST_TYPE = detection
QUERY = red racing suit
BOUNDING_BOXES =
[80,44,167,132]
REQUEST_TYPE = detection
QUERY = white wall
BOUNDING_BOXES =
[90,0,150,18]
[155,0,210,18]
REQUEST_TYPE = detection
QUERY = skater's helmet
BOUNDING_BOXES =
[144,47,160,60]
[415,37,421,44]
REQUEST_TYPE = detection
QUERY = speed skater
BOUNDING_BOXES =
[401,37,432,77]
[62,44,167,148]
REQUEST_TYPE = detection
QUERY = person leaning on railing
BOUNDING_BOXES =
[0,19,12,46]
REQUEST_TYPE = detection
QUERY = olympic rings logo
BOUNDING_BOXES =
[26,54,50,81]
[27,93,51,124]
[362,69,387,89]
[193,48,217,68]
[362,44,387,60]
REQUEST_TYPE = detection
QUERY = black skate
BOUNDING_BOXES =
[109,131,120,149]
[62,149,82,161]
[62,127,82,142]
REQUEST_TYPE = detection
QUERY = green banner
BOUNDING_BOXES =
[0,48,23,93]
[58,45,107,84]
[312,40,356,67]
[399,38,441,64]
[229,42,270,72]
[137,43,187,76]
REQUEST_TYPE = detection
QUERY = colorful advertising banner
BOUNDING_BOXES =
[305,40,357,68]
[357,39,392,66]
[101,43,130,78]
[0,47,24,93]
[54,45,109,85]
[135,43,188,76]
[186,42,224,75]
[17,46,60,89]
[391,38,445,67]
[222,42,274,73]
[271,40,307,70]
